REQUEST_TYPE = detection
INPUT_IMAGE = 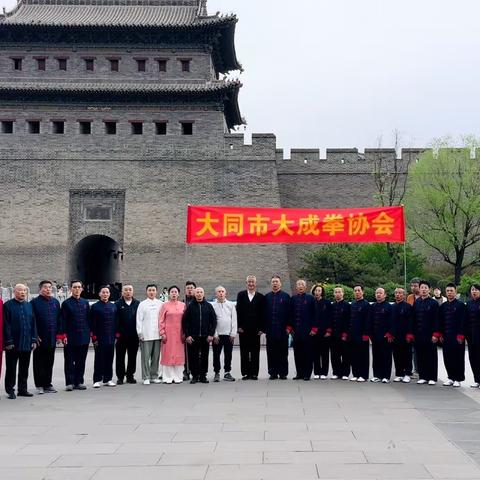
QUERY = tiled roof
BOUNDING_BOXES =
[0,1,234,28]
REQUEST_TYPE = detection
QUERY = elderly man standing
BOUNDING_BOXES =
[3,284,38,399]
[236,275,265,380]
[212,286,237,382]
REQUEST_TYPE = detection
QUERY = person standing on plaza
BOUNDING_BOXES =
[59,281,91,391]
[159,286,186,384]
[311,284,332,380]
[136,284,163,385]
[264,275,290,380]
[236,275,265,380]
[31,280,61,394]
[288,279,317,381]
[439,283,466,387]
[330,286,351,380]
[391,287,414,383]
[212,285,237,382]
[412,280,440,385]
[91,286,118,388]
[368,287,394,383]
[0,297,3,386]
[182,287,216,383]
[182,281,196,381]
[3,284,38,399]
[466,284,480,388]
[348,285,371,382]
[115,284,140,385]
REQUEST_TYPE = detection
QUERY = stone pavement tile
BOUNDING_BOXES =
[215,440,313,452]
[16,435,85,445]
[158,451,262,465]
[136,422,223,433]
[456,440,480,454]
[116,441,216,454]
[183,415,265,424]
[425,464,480,479]
[418,408,480,423]
[52,453,160,467]
[2,467,98,480]
[0,425,50,436]
[435,423,480,441]
[316,463,433,479]
[173,431,264,442]
[365,450,471,464]
[222,421,308,432]
[351,426,446,441]
[205,463,319,480]
[265,430,355,441]
[0,444,25,454]
[48,424,137,435]
[264,451,367,464]
[18,443,121,455]
[0,455,58,467]
[265,413,346,423]
[100,415,186,425]
[92,465,207,480]
[78,431,174,443]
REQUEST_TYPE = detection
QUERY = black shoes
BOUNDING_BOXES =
[17,391,33,397]
[303,377,310,381]
[74,384,87,390]
[117,379,124,385]
[44,387,57,393]
[269,375,278,380]
[126,378,137,384]
[251,376,258,380]
[199,376,209,384]
[183,373,190,381]
[190,377,199,384]
[7,392,16,400]
[279,375,288,380]
[293,376,302,380]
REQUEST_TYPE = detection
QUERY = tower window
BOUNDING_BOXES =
[131,122,143,135]
[27,121,40,134]
[109,59,119,72]
[104,121,117,135]
[155,122,167,135]
[181,121,193,135]
[12,57,23,71]
[52,121,65,134]
[36,58,46,71]
[136,59,147,72]
[57,58,67,71]
[180,59,191,72]
[1,121,14,134]
[84,58,95,71]
[157,59,168,72]
[79,121,92,134]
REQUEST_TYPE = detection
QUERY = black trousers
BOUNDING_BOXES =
[313,336,331,376]
[93,344,115,383]
[213,335,233,373]
[468,344,480,383]
[392,342,413,377]
[239,332,260,377]
[350,341,369,379]
[188,336,210,379]
[33,345,56,388]
[330,338,350,377]
[5,349,31,394]
[443,342,465,381]
[183,343,190,377]
[115,335,139,381]
[372,339,393,379]
[266,335,289,377]
[416,341,438,381]
[64,344,89,386]
[293,336,314,378]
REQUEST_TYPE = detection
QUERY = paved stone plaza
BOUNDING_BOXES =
[1,348,480,480]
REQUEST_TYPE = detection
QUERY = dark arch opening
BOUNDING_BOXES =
[70,235,122,299]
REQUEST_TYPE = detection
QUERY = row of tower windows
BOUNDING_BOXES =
[9,56,191,73]
[0,120,194,135]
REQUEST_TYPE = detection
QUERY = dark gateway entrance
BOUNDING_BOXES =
[70,235,122,299]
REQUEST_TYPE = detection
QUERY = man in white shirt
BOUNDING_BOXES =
[212,286,237,382]
[136,284,163,385]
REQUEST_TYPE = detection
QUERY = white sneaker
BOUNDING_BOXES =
[428,380,436,385]
[350,377,358,382]
[106,380,116,387]
[143,379,150,385]
[370,377,380,383]
[382,378,390,383]
[313,375,320,379]
[320,375,328,380]
[443,379,454,386]
[453,381,461,388]
[357,377,366,382]
[93,382,101,388]
[342,376,349,381]
[36,387,44,395]
[393,376,403,382]
[470,382,480,388]
[331,375,338,380]
[402,376,411,383]
[152,378,162,384]
[417,379,427,384]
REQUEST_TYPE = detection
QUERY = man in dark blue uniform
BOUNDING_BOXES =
[391,287,413,383]
[466,284,480,388]
[330,286,351,380]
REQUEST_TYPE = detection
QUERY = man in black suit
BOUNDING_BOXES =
[236,275,265,380]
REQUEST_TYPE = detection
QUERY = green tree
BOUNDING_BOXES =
[405,139,480,284]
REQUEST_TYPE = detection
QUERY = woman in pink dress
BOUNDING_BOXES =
[159,286,186,384]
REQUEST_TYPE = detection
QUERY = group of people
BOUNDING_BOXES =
[1,275,480,399]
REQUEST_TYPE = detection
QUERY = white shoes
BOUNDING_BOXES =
[93,382,101,388]
[320,375,328,380]
[470,383,480,388]
[393,376,403,382]
[428,380,436,385]
[106,380,116,387]
[152,379,162,384]
[370,377,380,383]
[350,377,358,382]
[443,379,454,386]
[331,375,338,380]
[453,381,461,388]
[382,378,390,383]
[417,379,427,385]
[36,387,44,395]
[342,376,349,381]
[143,379,150,385]
[402,376,411,383]
[313,375,320,379]
[357,377,366,382]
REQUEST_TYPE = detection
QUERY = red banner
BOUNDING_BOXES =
[186,205,405,244]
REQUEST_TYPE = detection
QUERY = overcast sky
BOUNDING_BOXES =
[2,0,480,153]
